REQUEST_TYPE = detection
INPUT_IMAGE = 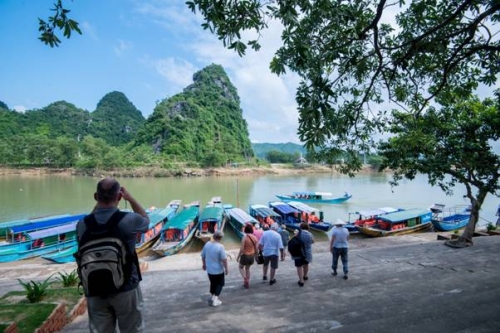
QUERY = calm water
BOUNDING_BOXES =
[0,173,497,241]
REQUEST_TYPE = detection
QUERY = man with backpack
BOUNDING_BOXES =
[289,222,315,287]
[75,178,149,333]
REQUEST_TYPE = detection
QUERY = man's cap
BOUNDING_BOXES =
[271,223,279,230]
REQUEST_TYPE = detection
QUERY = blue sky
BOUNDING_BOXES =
[0,0,301,144]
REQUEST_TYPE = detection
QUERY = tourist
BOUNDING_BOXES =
[76,178,149,333]
[496,204,500,227]
[259,223,284,285]
[253,223,264,241]
[278,223,289,261]
[294,222,315,286]
[201,230,228,306]
[330,219,349,280]
[236,223,259,288]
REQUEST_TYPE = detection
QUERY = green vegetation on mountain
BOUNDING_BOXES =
[0,64,255,169]
[134,64,253,167]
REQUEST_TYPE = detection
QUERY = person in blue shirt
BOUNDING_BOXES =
[330,219,349,280]
[496,204,500,227]
[201,230,228,307]
[258,223,284,285]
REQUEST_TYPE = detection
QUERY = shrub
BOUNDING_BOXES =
[18,275,53,303]
[57,270,79,287]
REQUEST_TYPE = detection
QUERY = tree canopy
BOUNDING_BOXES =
[187,0,500,171]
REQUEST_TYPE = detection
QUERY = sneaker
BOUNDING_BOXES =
[303,276,308,281]
[298,281,304,287]
[269,279,277,285]
[331,270,338,276]
[263,276,267,281]
[343,275,348,280]
[212,299,222,307]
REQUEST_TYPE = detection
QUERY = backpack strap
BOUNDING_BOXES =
[83,210,128,233]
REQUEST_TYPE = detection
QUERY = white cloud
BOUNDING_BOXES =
[13,105,26,113]
[153,57,198,92]
[113,39,133,57]
[81,21,98,41]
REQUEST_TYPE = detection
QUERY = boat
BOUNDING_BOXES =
[195,206,226,243]
[345,207,402,233]
[152,202,200,256]
[430,204,471,232]
[286,201,333,232]
[356,208,432,237]
[42,244,78,263]
[0,222,79,262]
[0,214,74,241]
[276,191,352,204]
[207,196,223,207]
[268,201,301,231]
[226,207,259,239]
[248,204,283,228]
[135,200,181,253]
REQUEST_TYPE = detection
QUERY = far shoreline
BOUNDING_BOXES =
[0,164,382,178]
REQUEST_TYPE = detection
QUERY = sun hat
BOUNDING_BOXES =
[270,223,279,230]
[335,219,347,225]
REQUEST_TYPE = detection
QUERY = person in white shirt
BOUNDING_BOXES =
[330,219,349,280]
[201,230,228,306]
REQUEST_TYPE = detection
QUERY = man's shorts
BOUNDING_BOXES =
[263,255,279,269]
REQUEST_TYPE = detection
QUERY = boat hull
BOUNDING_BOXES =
[276,195,351,204]
[153,227,197,257]
[0,239,77,263]
[431,214,470,232]
[357,222,432,237]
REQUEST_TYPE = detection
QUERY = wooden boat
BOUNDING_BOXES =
[135,200,181,253]
[152,203,200,256]
[268,201,301,231]
[0,222,78,262]
[195,206,226,243]
[276,191,352,204]
[226,207,259,239]
[0,214,74,241]
[249,204,283,228]
[42,244,78,263]
[345,207,402,233]
[356,208,432,237]
[207,196,223,207]
[286,201,333,232]
[430,204,471,231]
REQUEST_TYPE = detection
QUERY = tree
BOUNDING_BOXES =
[378,94,500,246]
[187,0,500,171]
[39,0,81,47]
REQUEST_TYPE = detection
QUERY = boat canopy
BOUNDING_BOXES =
[250,205,280,218]
[356,207,399,217]
[25,222,77,239]
[227,208,258,225]
[10,213,86,234]
[287,201,319,214]
[163,206,199,230]
[293,191,333,197]
[148,206,176,228]
[269,201,299,215]
[199,206,225,222]
[378,209,431,223]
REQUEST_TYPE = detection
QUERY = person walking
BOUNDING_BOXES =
[76,178,150,333]
[330,219,349,280]
[278,223,289,261]
[259,223,284,285]
[236,223,259,289]
[294,222,315,286]
[201,230,228,306]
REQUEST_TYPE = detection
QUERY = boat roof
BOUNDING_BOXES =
[10,213,86,234]
[26,222,77,239]
[287,201,319,213]
[199,206,225,221]
[148,206,176,227]
[250,205,280,218]
[227,208,258,225]
[356,207,399,217]
[269,201,299,215]
[378,209,431,223]
[293,191,333,196]
[163,206,199,230]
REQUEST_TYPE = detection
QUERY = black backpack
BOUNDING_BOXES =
[288,230,306,258]
[74,210,140,297]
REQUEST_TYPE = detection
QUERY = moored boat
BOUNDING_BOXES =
[0,222,78,262]
[430,204,470,232]
[286,201,333,232]
[345,207,402,233]
[152,202,200,256]
[42,244,78,263]
[0,214,73,241]
[248,204,283,228]
[226,207,259,239]
[207,196,223,207]
[195,206,226,243]
[268,201,301,231]
[276,191,352,204]
[356,208,432,237]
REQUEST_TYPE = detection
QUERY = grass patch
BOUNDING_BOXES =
[0,286,82,333]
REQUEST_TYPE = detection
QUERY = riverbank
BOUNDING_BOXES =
[0,164,378,178]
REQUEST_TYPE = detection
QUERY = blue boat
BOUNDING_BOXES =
[152,203,200,256]
[249,204,283,228]
[226,207,259,239]
[430,204,470,232]
[268,201,301,231]
[345,207,402,233]
[42,244,79,263]
[195,206,226,243]
[276,191,352,204]
[0,214,73,240]
[286,201,333,232]
[0,222,78,262]
[356,208,432,237]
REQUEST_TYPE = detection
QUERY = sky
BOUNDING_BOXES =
[0,0,302,144]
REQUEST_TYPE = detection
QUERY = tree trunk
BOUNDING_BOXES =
[444,199,481,248]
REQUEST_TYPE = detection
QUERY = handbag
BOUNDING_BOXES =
[249,235,264,265]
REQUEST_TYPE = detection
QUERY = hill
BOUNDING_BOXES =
[252,142,306,159]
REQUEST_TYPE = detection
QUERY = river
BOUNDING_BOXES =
[0,173,497,251]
